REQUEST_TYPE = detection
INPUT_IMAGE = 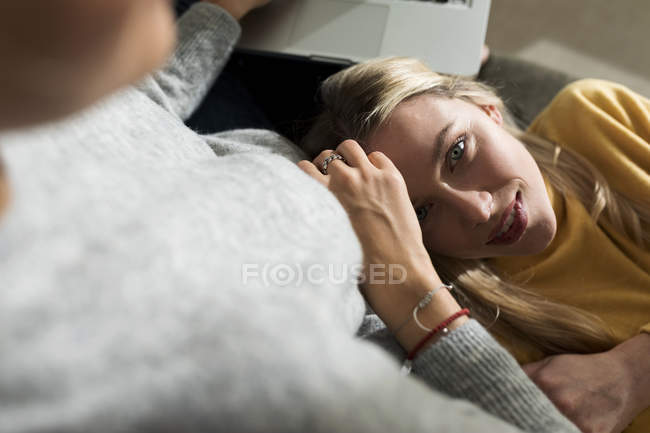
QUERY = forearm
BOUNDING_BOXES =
[413,321,581,433]
[135,2,240,120]
[364,268,579,433]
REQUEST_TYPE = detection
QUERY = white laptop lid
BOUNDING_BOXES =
[237,0,491,75]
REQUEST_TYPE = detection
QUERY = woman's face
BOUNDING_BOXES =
[367,94,557,259]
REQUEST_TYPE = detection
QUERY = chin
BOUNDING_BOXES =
[130,4,177,78]
[463,227,557,260]
[513,219,558,257]
[534,218,558,253]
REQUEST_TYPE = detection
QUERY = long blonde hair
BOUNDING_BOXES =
[303,57,650,355]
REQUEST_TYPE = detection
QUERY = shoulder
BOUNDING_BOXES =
[206,129,309,163]
[530,79,648,132]
[554,78,625,98]
[528,78,650,204]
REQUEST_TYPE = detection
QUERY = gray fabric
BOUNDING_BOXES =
[0,4,579,433]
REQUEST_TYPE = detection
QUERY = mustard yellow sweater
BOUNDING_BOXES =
[490,79,650,433]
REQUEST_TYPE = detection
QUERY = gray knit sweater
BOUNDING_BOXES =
[0,4,579,433]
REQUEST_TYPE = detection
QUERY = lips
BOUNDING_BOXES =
[486,191,528,245]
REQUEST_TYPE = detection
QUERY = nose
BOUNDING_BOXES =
[444,188,493,226]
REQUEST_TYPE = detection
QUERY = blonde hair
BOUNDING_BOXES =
[303,57,650,355]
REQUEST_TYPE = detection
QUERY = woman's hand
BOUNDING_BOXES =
[298,141,439,320]
[522,335,650,433]
[299,140,468,351]
[203,0,271,20]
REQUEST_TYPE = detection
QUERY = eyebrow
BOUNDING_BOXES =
[433,121,455,166]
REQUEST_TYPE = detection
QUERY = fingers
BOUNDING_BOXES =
[312,149,349,176]
[334,139,370,169]
[297,160,329,187]
[367,150,395,170]
[521,356,553,379]
[312,139,379,175]
[521,361,540,377]
[310,140,399,179]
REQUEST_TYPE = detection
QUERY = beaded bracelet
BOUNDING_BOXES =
[392,283,453,335]
[400,308,470,376]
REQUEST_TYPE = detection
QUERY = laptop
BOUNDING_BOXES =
[237,0,491,76]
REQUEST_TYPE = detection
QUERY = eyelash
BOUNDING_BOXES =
[448,135,467,173]
[414,134,467,223]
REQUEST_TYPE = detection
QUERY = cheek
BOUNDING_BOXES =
[499,133,538,173]
[422,216,473,257]
[0,0,176,129]
[116,0,177,75]
[477,133,538,188]
[82,0,177,102]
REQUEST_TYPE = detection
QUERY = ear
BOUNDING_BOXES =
[480,104,503,126]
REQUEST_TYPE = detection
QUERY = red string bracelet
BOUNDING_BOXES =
[400,308,470,376]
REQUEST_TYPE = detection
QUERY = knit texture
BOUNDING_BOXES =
[0,3,578,432]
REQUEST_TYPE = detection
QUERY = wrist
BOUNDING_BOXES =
[395,290,468,353]
[611,333,650,411]
[361,260,440,325]
[359,258,468,352]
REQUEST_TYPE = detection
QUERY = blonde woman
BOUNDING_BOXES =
[300,57,650,433]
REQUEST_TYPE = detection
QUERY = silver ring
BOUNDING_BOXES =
[321,153,346,175]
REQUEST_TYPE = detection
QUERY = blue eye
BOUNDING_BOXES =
[415,204,431,222]
[448,138,465,171]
